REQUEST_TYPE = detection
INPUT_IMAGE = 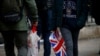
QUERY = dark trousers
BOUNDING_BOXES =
[37,9,52,56]
[37,27,51,56]
[37,30,51,56]
[42,31,51,56]
[61,28,80,56]
[1,31,28,56]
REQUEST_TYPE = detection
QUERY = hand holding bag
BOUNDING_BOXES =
[27,26,40,56]
[49,29,67,56]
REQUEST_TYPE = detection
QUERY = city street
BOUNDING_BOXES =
[0,38,100,56]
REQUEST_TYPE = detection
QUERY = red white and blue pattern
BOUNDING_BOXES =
[49,31,67,56]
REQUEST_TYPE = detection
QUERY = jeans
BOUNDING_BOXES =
[1,31,28,56]
[61,28,79,56]
[37,9,52,56]
[42,31,51,56]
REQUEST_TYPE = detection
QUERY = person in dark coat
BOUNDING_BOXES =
[35,0,52,56]
[91,0,100,54]
[91,0,100,25]
[36,0,88,56]
[51,0,88,56]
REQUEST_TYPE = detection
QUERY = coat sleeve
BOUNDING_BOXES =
[77,0,88,29]
[52,0,63,30]
[24,0,38,24]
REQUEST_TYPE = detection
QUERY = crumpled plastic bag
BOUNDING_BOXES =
[27,30,40,56]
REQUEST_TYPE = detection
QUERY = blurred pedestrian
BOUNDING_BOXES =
[0,0,38,56]
[35,0,52,56]
[91,0,100,54]
[91,0,100,25]
[50,0,88,56]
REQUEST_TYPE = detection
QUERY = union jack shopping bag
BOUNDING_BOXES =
[49,30,67,56]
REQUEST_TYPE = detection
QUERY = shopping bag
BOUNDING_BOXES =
[49,30,67,56]
[27,26,40,56]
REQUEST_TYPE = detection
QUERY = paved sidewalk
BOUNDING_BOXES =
[0,38,100,56]
[39,38,100,56]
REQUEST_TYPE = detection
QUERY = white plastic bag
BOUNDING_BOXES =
[27,31,40,56]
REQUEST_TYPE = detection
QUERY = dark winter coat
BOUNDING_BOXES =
[91,0,100,25]
[35,0,88,31]
[52,0,88,30]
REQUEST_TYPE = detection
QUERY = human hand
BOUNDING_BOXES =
[33,21,38,27]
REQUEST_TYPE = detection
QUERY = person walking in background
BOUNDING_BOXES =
[35,0,53,56]
[0,0,38,56]
[50,0,88,56]
[91,0,100,54]
[60,0,88,56]
[91,0,100,25]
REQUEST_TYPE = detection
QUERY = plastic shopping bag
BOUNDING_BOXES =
[49,30,67,56]
[27,26,40,56]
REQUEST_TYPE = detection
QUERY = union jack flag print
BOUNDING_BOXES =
[49,31,67,56]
